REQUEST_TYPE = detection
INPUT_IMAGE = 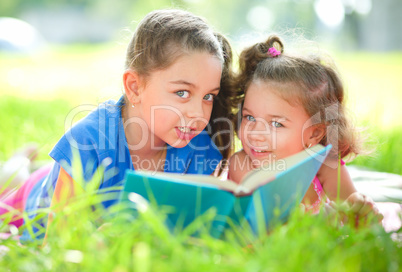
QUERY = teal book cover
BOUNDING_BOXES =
[119,144,332,237]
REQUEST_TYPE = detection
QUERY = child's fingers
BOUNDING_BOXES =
[323,201,337,216]
[325,201,350,224]
[348,194,385,227]
[371,204,384,222]
[337,199,351,212]
[350,197,372,216]
[350,194,383,219]
[347,192,374,215]
[327,195,384,227]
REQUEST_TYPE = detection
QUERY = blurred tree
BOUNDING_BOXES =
[1,0,401,50]
[0,0,23,17]
[187,0,318,40]
[92,0,188,24]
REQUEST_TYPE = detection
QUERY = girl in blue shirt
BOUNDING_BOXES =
[0,9,236,241]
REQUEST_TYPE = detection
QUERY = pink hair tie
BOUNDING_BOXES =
[268,47,281,57]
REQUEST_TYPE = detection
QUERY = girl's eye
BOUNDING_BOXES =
[271,121,283,128]
[176,90,190,98]
[203,94,214,101]
[244,115,256,122]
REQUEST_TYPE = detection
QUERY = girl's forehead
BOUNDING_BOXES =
[244,83,286,111]
[251,79,299,93]
[244,81,309,120]
[246,80,288,100]
[248,80,303,105]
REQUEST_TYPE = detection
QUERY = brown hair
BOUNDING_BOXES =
[235,35,361,159]
[125,9,236,163]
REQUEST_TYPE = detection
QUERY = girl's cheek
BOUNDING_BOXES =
[239,120,254,141]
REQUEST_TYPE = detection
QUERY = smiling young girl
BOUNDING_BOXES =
[228,35,382,220]
[0,9,237,241]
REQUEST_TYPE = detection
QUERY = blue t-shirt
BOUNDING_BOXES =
[22,96,222,241]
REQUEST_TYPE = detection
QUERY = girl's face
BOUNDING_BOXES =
[137,52,222,148]
[239,81,315,168]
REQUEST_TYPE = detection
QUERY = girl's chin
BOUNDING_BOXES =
[252,161,267,169]
[250,156,276,168]
[167,138,192,148]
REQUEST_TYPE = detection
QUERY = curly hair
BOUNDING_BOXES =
[235,35,362,159]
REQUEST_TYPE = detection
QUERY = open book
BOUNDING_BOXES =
[119,144,332,237]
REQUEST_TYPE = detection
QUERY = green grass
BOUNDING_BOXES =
[0,182,400,271]
[351,128,402,175]
[0,96,71,161]
[0,43,124,161]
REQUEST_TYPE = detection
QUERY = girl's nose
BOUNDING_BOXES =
[247,120,270,142]
[187,100,204,118]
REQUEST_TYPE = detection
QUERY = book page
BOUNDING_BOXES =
[241,144,325,192]
[136,171,241,193]
[134,145,326,197]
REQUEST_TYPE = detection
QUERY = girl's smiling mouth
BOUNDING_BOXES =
[175,126,196,140]
[250,147,272,157]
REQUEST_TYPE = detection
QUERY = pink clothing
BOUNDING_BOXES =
[304,176,328,213]
[0,164,51,227]
[305,160,345,213]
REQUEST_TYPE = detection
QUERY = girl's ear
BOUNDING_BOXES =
[308,124,326,145]
[123,70,142,105]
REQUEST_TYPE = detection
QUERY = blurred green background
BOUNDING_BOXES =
[1,0,401,174]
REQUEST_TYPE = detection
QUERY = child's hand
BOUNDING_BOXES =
[339,192,384,227]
